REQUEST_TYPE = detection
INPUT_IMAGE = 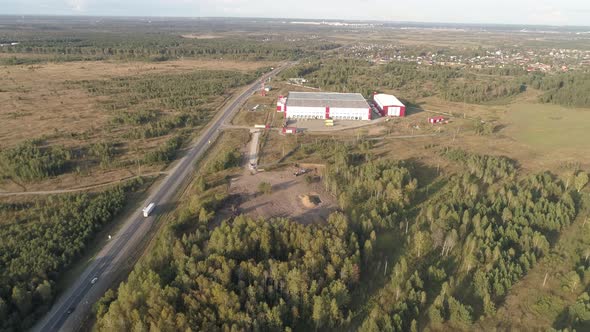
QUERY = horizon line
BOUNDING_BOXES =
[1,14,589,29]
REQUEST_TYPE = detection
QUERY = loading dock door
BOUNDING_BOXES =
[389,107,401,117]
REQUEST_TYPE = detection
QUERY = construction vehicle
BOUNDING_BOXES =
[294,168,311,177]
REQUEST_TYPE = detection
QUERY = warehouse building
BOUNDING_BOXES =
[277,92,372,120]
[373,93,406,117]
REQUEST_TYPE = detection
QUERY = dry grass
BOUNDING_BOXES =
[412,94,590,173]
[0,58,274,147]
[0,58,274,192]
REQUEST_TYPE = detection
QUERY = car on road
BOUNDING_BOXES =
[66,306,75,315]
[91,277,98,284]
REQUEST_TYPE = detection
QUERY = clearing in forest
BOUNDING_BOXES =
[228,168,337,224]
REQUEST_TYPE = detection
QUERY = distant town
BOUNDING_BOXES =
[344,42,590,72]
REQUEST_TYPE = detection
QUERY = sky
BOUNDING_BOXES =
[2,0,590,26]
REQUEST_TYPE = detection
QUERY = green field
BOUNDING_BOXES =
[505,103,590,150]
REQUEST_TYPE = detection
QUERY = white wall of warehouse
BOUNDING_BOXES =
[330,107,369,120]
[286,106,325,119]
[388,107,401,116]
[287,106,369,120]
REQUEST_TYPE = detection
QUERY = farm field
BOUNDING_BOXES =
[504,103,590,151]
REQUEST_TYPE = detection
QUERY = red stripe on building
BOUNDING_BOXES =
[325,106,330,119]
[400,106,406,117]
[368,108,372,120]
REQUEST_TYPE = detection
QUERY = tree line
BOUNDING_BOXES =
[0,32,336,62]
[527,71,590,108]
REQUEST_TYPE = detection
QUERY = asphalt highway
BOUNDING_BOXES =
[33,63,290,332]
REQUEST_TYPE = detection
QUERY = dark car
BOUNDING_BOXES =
[66,306,75,315]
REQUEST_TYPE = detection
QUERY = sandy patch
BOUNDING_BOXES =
[228,168,337,224]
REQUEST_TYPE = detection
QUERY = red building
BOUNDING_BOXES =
[373,93,406,117]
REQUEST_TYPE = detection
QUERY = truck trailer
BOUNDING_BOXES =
[142,203,156,217]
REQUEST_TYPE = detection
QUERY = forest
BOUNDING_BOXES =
[0,31,337,62]
[0,180,141,330]
[93,138,588,331]
[527,71,590,108]
[359,150,583,331]
[96,214,360,331]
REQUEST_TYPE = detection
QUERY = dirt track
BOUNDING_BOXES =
[0,172,167,196]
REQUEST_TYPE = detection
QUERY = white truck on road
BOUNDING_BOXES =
[142,203,156,217]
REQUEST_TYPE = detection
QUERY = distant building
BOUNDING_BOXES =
[288,78,308,85]
[278,92,371,120]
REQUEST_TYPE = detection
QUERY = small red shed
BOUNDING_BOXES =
[282,127,297,134]
[428,116,445,124]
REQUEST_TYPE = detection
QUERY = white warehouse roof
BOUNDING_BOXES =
[374,93,405,107]
[287,92,369,109]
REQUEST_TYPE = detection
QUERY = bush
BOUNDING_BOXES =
[0,140,71,181]
[143,136,183,165]
[258,181,272,194]
[209,149,241,172]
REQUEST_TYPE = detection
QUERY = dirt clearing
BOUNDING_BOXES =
[229,168,337,224]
